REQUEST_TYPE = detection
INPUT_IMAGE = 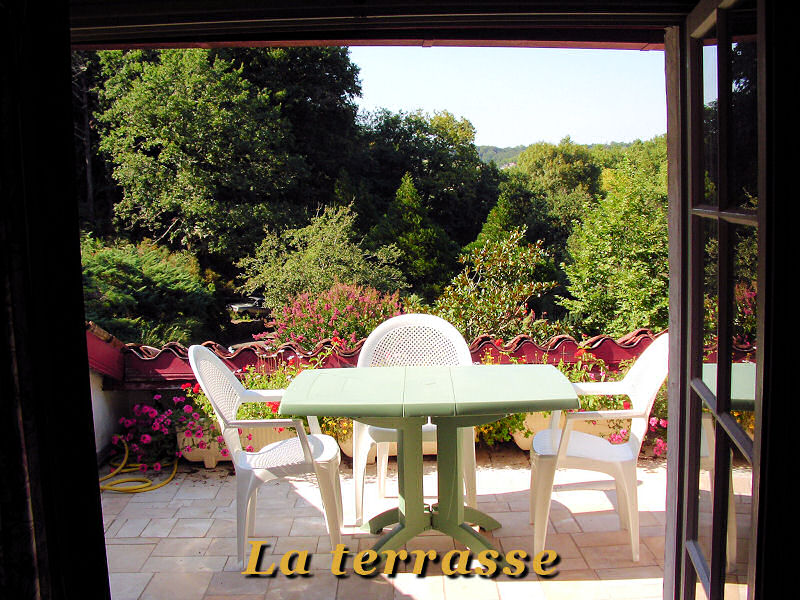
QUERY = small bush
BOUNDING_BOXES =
[81,234,219,345]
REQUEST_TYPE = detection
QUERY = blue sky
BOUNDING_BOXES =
[347,46,667,148]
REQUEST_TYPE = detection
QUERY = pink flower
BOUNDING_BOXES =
[184,430,193,438]
[139,464,148,472]
[153,394,162,401]
[195,429,204,438]
[153,463,162,472]
[246,433,253,441]
[192,412,200,420]
[245,445,254,452]
[183,405,193,413]
[140,434,152,444]
[198,441,207,449]
[220,449,229,457]
[659,419,668,428]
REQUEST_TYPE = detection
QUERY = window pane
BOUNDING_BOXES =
[731,224,756,441]
[725,459,752,598]
[728,1,758,210]
[702,34,719,207]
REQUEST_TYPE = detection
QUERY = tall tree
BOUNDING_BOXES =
[352,109,501,248]
[97,49,297,276]
[369,173,459,301]
[560,136,669,337]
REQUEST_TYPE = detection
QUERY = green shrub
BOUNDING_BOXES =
[81,234,218,345]
[433,228,560,342]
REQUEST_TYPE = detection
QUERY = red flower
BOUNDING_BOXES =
[192,383,201,394]
[575,348,586,358]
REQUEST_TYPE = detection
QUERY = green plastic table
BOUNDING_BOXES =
[279,364,579,558]
[701,362,756,411]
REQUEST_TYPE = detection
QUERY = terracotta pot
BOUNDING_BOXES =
[177,426,295,468]
[511,413,632,452]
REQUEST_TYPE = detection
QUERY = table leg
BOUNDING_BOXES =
[368,418,431,554]
[431,420,504,555]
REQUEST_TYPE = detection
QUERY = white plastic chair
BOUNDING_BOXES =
[353,313,477,526]
[701,415,738,573]
[188,345,343,568]
[529,332,669,562]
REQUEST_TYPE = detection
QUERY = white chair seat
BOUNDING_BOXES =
[365,423,438,444]
[532,429,639,464]
[236,433,341,472]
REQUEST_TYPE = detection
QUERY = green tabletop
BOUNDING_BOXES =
[701,362,756,411]
[280,364,579,418]
[279,363,579,564]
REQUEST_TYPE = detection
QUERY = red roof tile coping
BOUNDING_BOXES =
[87,322,755,390]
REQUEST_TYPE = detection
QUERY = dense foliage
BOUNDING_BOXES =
[81,235,218,345]
[237,204,406,310]
[75,47,673,350]
[561,137,669,337]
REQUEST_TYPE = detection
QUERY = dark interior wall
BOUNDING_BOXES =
[1,2,110,598]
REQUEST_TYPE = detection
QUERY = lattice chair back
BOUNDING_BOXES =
[358,313,472,368]
[620,332,669,451]
[188,345,246,458]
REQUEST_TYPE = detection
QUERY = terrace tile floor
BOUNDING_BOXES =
[100,443,751,600]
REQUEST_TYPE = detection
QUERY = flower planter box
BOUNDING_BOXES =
[178,426,295,468]
[511,413,632,452]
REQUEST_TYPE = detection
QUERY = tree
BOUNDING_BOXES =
[351,109,501,247]
[369,173,459,301]
[237,205,407,310]
[210,47,362,211]
[560,136,669,337]
[97,49,326,277]
[433,228,559,342]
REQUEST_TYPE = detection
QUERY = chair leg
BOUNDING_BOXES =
[461,427,477,509]
[618,461,639,562]
[377,442,390,499]
[314,460,343,548]
[246,490,257,537]
[529,453,557,556]
[726,468,737,573]
[352,421,373,526]
[236,473,258,569]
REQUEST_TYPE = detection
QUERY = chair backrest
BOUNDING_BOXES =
[188,344,246,455]
[620,332,669,450]
[357,313,472,368]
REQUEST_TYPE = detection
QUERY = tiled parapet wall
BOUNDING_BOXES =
[89,323,755,391]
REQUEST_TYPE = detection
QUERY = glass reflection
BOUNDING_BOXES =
[702,36,719,207]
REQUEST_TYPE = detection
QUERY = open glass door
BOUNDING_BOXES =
[668,1,760,599]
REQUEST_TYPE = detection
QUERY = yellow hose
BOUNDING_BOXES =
[99,438,179,493]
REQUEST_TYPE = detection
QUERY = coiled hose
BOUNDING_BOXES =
[99,438,179,493]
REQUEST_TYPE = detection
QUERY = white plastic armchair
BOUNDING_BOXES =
[529,332,669,562]
[188,345,343,569]
[353,313,477,526]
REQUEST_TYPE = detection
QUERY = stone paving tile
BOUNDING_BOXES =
[140,571,213,600]
[100,453,674,600]
[108,572,154,600]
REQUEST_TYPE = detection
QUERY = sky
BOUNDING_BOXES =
[347,46,668,148]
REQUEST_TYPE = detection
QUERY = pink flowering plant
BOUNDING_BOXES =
[110,394,178,473]
[256,282,402,352]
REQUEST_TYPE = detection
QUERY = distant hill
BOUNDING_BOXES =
[477,145,527,167]
[478,140,639,168]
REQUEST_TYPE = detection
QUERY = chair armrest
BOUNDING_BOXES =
[228,418,299,428]
[571,381,629,396]
[564,409,643,422]
[240,389,285,403]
